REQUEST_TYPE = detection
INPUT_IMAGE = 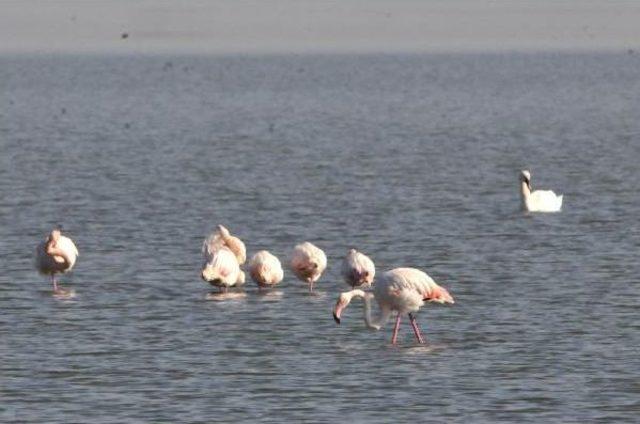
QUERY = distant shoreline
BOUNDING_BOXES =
[1,0,639,55]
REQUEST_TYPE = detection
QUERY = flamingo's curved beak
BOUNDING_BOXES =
[333,300,345,324]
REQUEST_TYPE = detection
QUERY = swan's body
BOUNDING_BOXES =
[35,229,79,293]
[290,242,327,291]
[333,268,454,344]
[249,250,284,288]
[520,170,563,212]
[214,225,246,265]
[341,249,375,288]
[202,236,245,291]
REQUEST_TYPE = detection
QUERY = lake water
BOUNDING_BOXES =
[1,53,639,422]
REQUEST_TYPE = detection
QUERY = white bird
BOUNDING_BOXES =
[249,250,284,289]
[333,268,454,344]
[215,225,247,265]
[520,170,563,212]
[202,235,245,292]
[341,248,375,288]
[290,242,327,292]
[35,228,79,293]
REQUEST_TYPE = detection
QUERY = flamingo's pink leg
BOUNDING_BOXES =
[409,313,425,344]
[309,281,314,292]
[391,313,402,345]
[51,275,58,292]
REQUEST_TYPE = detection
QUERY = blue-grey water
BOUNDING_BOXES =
[1,53,639,422]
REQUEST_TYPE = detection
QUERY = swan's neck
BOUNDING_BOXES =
[520,181,531,202]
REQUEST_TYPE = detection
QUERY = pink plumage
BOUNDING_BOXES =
[341,248,375,288]
[249,250,284,288]
[201,232,245,291]
[333,267,454,344]
[290,242,327,292]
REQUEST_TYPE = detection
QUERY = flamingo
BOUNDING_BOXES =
[35,228,79,293]
[341,248,375,288]
[202,235,245,292]
[249,250,284,289]
[215,225,247,265]
[520,170,563,212]
[290,242,327,292]
[333,268,454,344]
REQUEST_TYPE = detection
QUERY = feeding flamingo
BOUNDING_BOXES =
[249,250,284,289]
[333,267,454,344]
[341,248,375,288]
[202,234,245,292]
[290,242,327,292]
[520,170,563,212]
[35,228,79,294]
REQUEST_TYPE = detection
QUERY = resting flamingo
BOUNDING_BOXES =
[341,248,375,288]
[290,242,327,292]
[35,228,79,294]
[215,225,247,265]
[201,234,245,292]
[249,250,284,289]
[520,170,563,212]
[333,268,454,344]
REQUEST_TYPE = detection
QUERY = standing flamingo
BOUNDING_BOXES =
[35,228,79,293]
[249,250,284,289]
[290,242,327,292]
[520,170,563,212]
[202,234,245,292]
[215,225,246,265]
[341,248,375,288]
[333,268,454,344]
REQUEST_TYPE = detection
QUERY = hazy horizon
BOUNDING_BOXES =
[2,0,640,55]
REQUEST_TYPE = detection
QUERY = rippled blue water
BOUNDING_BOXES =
[1,53,639,422]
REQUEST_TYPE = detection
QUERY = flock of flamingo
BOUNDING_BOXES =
[34,170,562,344]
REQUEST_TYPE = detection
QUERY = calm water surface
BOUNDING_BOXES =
[1,53,639,422]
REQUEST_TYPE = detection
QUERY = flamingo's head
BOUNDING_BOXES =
[216,224,230,238]
[333,292,353,324]
[201,263,223,283]
[361,270,375,287]
[303,262,319,283]
[48,229,61,242]
[520,170,532,190]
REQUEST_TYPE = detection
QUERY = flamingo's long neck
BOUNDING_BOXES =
[360,292,390,330]
[47,245,71,269]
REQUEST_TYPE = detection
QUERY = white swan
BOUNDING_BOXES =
[520,170,563,212]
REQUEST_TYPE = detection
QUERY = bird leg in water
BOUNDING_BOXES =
[51,274,58,292]
[309,280,314,292]
[409,313,425,344]
[391,313,402,345]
